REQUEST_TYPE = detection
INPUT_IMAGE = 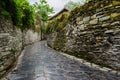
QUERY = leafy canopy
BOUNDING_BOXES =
[64,0,90,10]
[34,0,53,21]
[65,1,79,10]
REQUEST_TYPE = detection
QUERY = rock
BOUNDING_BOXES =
[78,21,84,25]
[111,13,120,18]
[105,30,114,34]
[91,14,96,19]
[102,23,110,27]
[83,16,90,23]
[99,16,110,21]
[89,19,98,25]
[111,21,120,26]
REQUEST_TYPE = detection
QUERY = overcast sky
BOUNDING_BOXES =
[28,0,84,15]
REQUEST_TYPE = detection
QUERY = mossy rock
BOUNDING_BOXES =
[110,13,120,18]
[112,1,120,6]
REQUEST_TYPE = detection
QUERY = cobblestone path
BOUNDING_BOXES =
[2,41,120,80]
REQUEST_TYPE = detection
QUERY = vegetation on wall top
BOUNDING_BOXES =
[33,0,53,21]
[45,12,69,33]
[0,0,35,30]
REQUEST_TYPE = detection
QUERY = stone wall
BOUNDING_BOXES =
[0,15,41,78]
[23,30,41,46]
[47,0,120,70]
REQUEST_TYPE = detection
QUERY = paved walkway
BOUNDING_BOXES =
[2,41,120,80]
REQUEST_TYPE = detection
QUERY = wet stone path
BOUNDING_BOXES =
[2,41,120,80]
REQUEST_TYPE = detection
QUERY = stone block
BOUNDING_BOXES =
[76,17,83,24]
[105,30,114,34]
[99,16,110,21]
[102,23,110,27]
[89,19,98,25]
[96,15,104,18]
[91,14,96,19]
[83,16,90,23]
[78,21,83,25]
[79,24,86,30]
[110,13,120,18]
[111,21,120,26]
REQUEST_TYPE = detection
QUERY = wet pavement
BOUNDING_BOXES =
[2,41,120,80]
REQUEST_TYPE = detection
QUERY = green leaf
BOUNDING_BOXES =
[33,0,53,21]
[1,10,10,16]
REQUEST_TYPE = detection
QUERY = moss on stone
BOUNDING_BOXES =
[46,12,69,33]
[110,13,120,18]
[53,30,66,51]
[112,1,120,6]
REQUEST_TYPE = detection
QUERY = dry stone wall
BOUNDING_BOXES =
[47,0,120,70]
[0,15,41,78]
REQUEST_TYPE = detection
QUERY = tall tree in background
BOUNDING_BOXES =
[65,1,78,10]
[34,0,53,39]
[64,0,85,10]
[34,0,53,21]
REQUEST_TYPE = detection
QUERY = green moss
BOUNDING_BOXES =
[46,12,69,33]
[53,30,66,50]
[0,74,3,79]
[110,13,120,18]
[88,6,93,10]
[112,1,120,6]
[0,58,3,62]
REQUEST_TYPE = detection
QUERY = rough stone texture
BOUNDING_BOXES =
[2,41,120,80]
[0,15,41,78]
[47,0,120,71]
[23,30,41,46]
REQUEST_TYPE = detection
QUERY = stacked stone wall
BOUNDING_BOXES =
[0,15,41,78]
[47,0,120,70]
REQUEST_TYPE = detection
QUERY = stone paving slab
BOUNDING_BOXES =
[1,41,120,80]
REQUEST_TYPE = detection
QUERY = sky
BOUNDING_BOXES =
[28,0,84,15]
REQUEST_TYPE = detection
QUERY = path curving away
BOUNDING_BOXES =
[2,41,120,80]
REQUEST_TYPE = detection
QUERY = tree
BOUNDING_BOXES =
[33,0,53,21]
[64,0,86,10]
[33,0,53,40]
[65,1,78,10]
[21,0,35,29]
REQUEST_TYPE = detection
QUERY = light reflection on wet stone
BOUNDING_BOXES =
[2,41,120,80]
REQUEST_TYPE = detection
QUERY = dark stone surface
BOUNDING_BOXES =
[2,41,120,80]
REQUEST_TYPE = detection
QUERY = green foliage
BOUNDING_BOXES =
[0,0,35,29]
[64,0,87,10]
[65,1,79,10]
[20,0,35,29]
[1,10,10,16]
[0,0,10,17]
[34,0,53,21]
[45,12,69,33]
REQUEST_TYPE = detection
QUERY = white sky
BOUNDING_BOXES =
[28,0,84,15]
